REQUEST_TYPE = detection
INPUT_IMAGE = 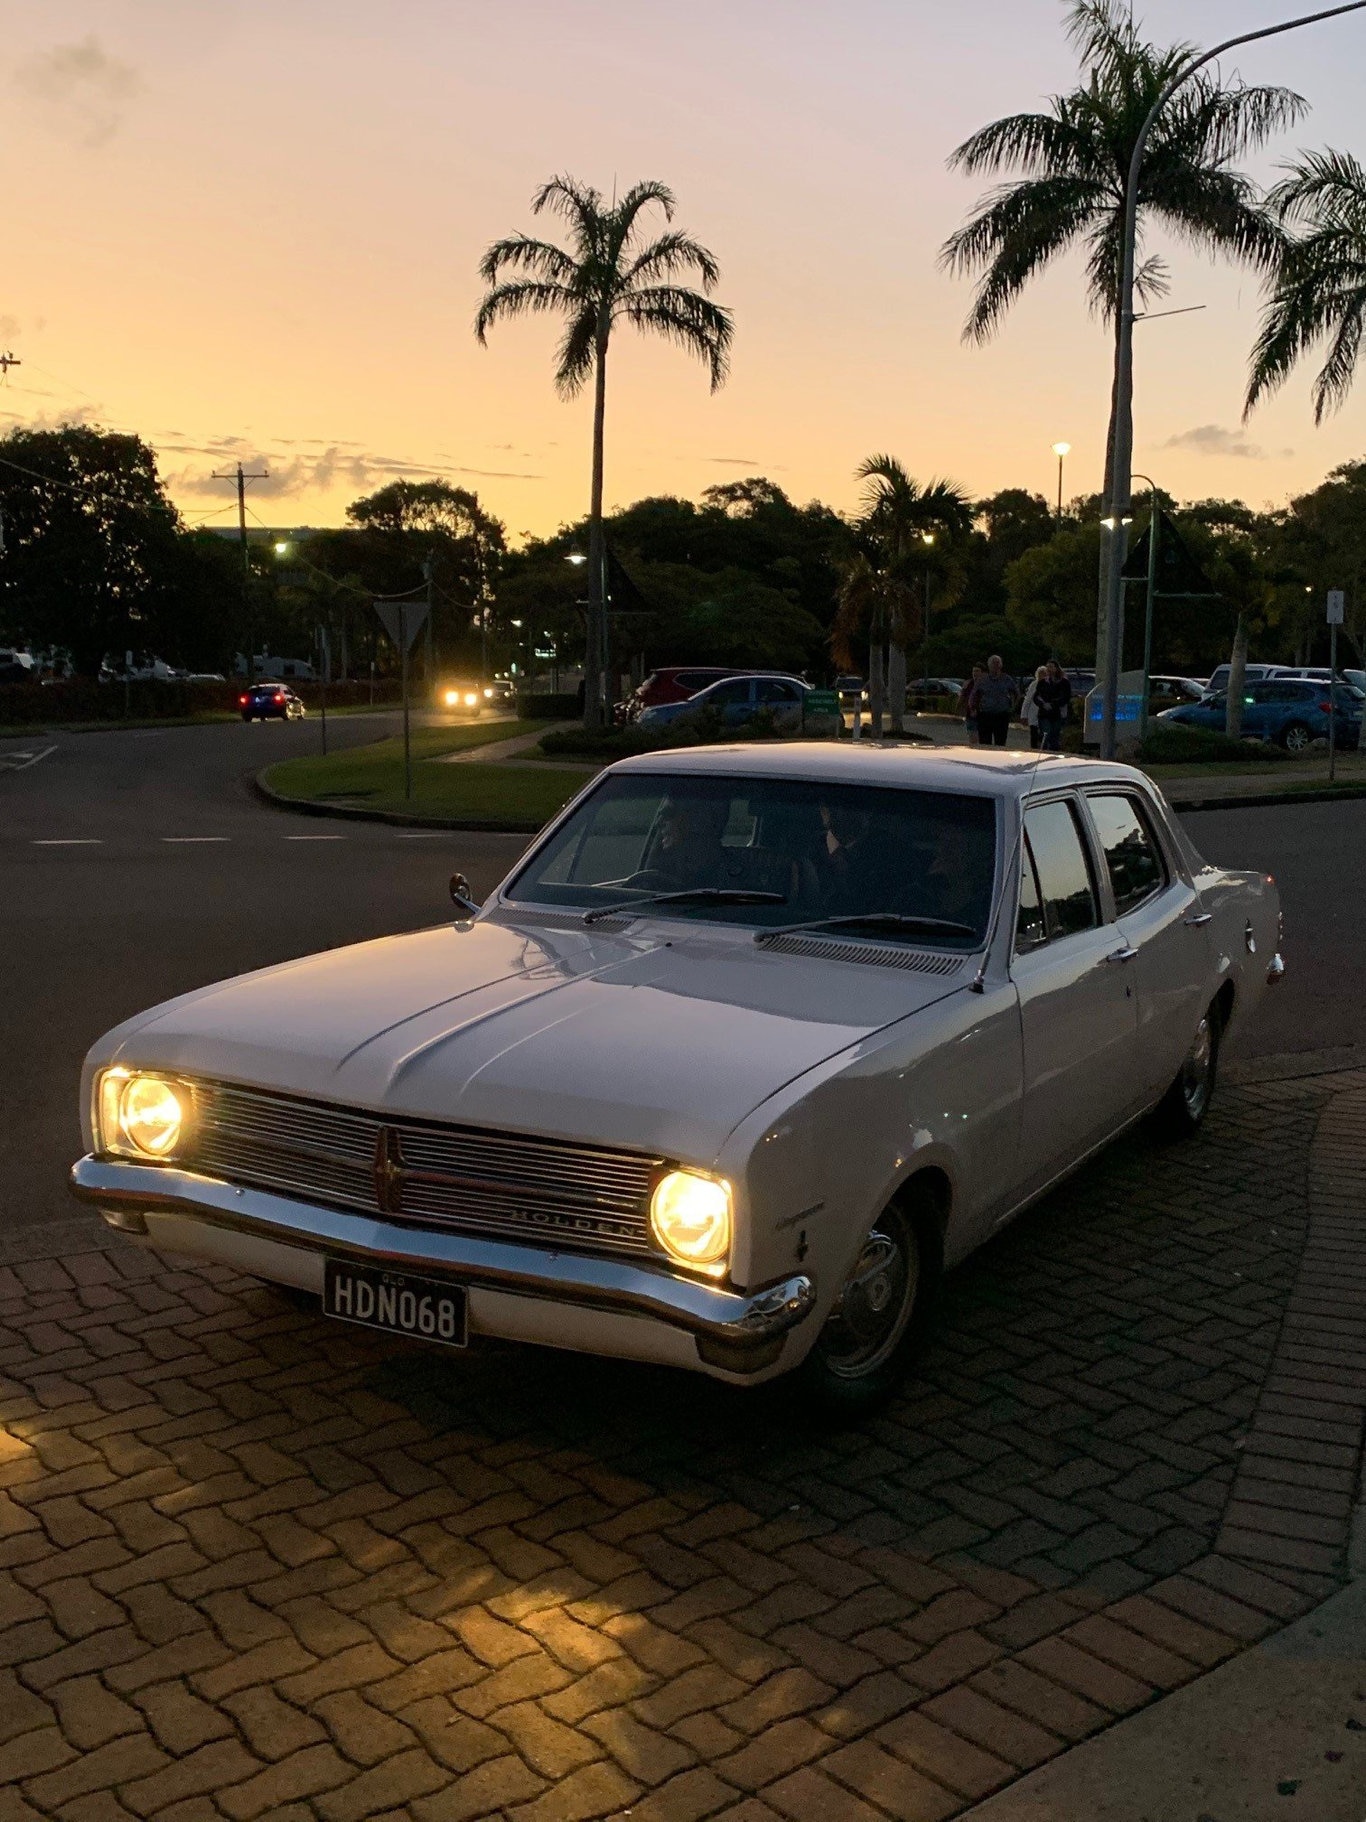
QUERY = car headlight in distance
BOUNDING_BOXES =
[464,691,480,707]
[444,688,460,707]
[650,1169,731,1273]
[98,1069,185,1159]
[483,686,495,698]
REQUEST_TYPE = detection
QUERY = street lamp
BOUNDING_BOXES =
[1051,443,1071,520]
[1097,0,1366,759]
[919,532,936,690]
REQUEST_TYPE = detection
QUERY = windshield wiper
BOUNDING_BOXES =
[754,912,979,946]
[582,888,786,926]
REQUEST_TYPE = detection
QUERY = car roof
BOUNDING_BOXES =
[608,741,1150,799]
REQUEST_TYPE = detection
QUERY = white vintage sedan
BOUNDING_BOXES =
[71,746,1283,1410]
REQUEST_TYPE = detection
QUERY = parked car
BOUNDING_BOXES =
[71,746,1281,1410]
[1148,676,1207,713]
[1203,663,1291,693]
[637,673,815,734]
[1275,666,1366,693]
[619,666,748,725]
[1159,678,1364,751]
[239,683,306,722]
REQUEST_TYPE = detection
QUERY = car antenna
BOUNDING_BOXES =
[970,742,1054,995]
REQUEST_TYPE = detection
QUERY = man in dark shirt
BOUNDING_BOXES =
[1034,661,1073,751]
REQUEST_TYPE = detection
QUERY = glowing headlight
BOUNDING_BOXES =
[444,688,460,707]
[98,1070,185,1159]
[483,686,495,698]
[650,1170,731,1272]
[463,691,480,707]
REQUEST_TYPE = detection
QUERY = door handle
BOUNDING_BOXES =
[1100,945,1139,965]
[1183,912,1213,928]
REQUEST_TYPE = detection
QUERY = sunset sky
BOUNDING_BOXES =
[4,0,1365,544]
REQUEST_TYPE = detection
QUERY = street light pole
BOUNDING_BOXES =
[1098,0,1366,759]
[1132,474,1161,742]
[1052,442,1070,521]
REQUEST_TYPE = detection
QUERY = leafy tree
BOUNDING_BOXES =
[0,426,186,674]
[476,175,733,725]
[1247,150,1366,424]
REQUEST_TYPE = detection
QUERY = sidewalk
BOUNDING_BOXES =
[0,1055,1362,1821]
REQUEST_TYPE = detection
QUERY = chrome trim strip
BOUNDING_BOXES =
[68,1157,816,1349]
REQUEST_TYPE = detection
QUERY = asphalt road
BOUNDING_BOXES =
[2,720,1358,1245]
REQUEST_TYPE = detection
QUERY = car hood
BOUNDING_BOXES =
[95,913,970,1163]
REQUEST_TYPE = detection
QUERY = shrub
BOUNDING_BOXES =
[539,727,659,759]
[516,691,582,719]
[1138,723,1288,766]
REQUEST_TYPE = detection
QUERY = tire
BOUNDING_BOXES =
[795,1187,942,1416]
[241,711,252,722]
[1152,1000,1221,1139]
[1279,720,1312,753]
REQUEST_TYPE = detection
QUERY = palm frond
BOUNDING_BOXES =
[622,231,721,290]
[947,106,1101,181]
[478,234,578,287]
[474,281,577,345]
[530,174,604,250]
[552,309,600,400]
[618,286,734,389]
[1268,147,1366,224]
[943,177,1102,340]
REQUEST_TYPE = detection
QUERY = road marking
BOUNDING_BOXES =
[394,831,448,839]
[32,838,104,846]
[0,746,57,772]
[161,836,230,844]
[284,834,346,841]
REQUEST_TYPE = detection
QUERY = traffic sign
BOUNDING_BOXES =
[804,691,840,717]
[374,598,429,653]
[1327,589,1345,625]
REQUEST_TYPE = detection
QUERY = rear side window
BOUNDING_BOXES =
[1088,794,1166,914]
[1023,800,1098,939]
[706,679,751,705]
[1016,844,1047,952]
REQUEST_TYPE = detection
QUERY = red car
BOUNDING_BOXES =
[617,666,747,725]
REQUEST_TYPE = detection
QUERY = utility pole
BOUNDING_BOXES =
[0,352,22,377]
[211,461,269,680]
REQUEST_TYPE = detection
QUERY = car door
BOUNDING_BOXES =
[1010,795,1141,1194]
[754,678,805,732]
[1082,789,1211,1104]
[696,678,752,727]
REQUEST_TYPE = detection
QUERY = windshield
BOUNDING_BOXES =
[504,773,999,949]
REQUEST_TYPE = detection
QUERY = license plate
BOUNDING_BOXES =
[322,1259,468,1348]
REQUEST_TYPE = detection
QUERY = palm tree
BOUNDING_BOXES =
[941,1,1302,530]
[847,458,973,732]
[1246,150,1366,424]
[476,176,733,726]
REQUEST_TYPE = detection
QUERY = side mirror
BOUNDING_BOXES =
[449,873,481,918]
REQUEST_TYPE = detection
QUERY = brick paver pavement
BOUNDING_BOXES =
[2,1066,1363,1822]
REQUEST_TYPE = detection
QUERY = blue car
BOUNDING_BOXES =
[1159,677,1364,752]
[638,672,813,734]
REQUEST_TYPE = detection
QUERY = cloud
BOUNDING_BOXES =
[706,455,762,466]
[1162,424,1267,460]
[0,402,99,432]
[16,37,139,147]
[162,442,543,502]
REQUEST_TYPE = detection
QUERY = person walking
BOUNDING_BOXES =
[1034,660,1073,752]
[1021,665,1047,750]
[957,664,985,745]
[971,655,1017,748]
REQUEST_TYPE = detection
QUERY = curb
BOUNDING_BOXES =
[250,768,543,835]
[1169,781,1366,812]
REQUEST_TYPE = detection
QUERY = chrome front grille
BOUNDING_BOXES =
[184,1080,663,1259]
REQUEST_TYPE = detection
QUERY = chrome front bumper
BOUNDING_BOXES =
[69,1156,817,1372]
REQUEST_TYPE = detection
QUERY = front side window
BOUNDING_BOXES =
[1023,799,1098,939]
[506,774,999,948]
[1015,842,1047,952]
[1088,794,1166,914]
[755,679,802,704]
[703,680,751,706]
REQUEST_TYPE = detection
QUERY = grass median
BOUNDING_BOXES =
[262,718,592,827]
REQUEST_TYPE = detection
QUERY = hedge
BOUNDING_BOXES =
[515,692,582,719]
[1137,723,1289,766]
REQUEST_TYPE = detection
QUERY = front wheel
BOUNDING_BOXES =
[1152,1001,1221,1139]
[1279,720,1312,753]
[796,1191,941,1416]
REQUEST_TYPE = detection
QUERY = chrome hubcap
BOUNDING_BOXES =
[1286,726,1309,752]
[820,1217,918,1379]
[1181,1016,1213,1116]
